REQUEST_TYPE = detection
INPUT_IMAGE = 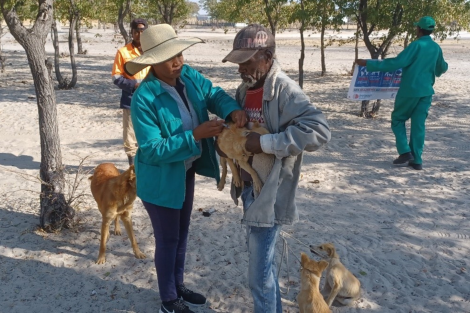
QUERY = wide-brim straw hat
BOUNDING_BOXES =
[124,24,204,76]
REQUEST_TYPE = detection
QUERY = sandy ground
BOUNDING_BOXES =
[1,25,470,313]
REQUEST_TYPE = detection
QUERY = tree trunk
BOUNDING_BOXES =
[1,0,74,231]
[320,22,326,76]
[356,0,404,118]
[404,32,410,48]
[263,0,277,36]
[51,19,68,88]
[67,9,78,88]
[118,0,131,43]
[298,0,305,88]
[0,21,5,73]
[350,20,360,75]
[298,27,305,89]
[75,13,85,54]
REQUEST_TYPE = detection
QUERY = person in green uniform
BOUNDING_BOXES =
[356,16,448,170]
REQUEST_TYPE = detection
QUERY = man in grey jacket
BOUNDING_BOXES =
[221,24,331,313]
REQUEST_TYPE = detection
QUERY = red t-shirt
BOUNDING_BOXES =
[241,87,264,182]
[244,87,264,124]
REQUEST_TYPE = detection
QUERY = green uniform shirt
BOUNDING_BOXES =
[366,35,448,98]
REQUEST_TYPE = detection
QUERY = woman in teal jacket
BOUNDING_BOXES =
[125,24,245,313]
[356,16,448,170]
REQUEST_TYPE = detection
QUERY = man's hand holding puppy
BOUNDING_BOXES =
[245,132,263,154]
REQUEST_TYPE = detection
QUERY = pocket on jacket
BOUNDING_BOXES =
[135,162,163,197]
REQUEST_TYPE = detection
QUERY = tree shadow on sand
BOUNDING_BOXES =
[0,207,221,313]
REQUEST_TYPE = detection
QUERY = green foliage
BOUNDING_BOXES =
[203,0,266,23]
[187,1,199,16]
[202,0,293,34]
[350,0,470,58]
[146,0,191,25]
[1,0,38,21]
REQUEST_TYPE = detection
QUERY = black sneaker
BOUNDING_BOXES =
[393,152,414,166]
[159,299,194,313]
[177,284,207,306]
[408,162,423,170]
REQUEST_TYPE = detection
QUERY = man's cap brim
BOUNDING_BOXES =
[124,37,203,76]
[222,49,259,64]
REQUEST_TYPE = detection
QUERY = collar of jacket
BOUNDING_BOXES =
[419,35,432,41]
[238,59,282,103]
[262,59,282,101]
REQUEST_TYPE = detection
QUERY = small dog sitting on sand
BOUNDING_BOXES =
[89,163,146,264]
[310,243,361,307]
[297,252,331,313]
[216,121,270,194]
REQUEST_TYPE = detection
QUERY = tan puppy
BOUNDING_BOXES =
[310,243,361,307]
[89,163,146,264]
[216,121,270,193]
[297,252,331,313]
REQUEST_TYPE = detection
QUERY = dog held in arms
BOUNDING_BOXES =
[310,243,361,307]
[216,121,270,194]
[297,252,331,313]
[89,163,146,264]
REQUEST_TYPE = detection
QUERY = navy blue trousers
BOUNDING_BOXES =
[142,167,195,302]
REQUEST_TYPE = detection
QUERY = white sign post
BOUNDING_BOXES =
[347,64,402,101]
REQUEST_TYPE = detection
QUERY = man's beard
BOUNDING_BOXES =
[240,69,266,88]
[240,74,258,88]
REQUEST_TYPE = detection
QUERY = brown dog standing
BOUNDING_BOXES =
[297,252,331,313]
[89,163,146,264]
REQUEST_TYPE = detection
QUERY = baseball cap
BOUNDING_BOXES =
[414,16,436,31]
[222,24,275,64]
[130,18,148,30]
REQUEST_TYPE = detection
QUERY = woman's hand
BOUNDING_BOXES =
[230,110,248,128]
[193,119,225,141]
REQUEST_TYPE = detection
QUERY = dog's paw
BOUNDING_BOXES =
[134,250,146,259]
[114,229,122,236]
[217,181,225,191]
[254,182,263,194]
[96,256,106,264]
[233,177,241,188]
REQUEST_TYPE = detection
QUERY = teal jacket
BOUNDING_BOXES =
[130,65,241,208]
[366,35,448,98]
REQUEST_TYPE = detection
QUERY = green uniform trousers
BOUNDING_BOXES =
[391,95,432,165]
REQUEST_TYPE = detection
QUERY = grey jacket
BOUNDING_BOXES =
[234,60,331,227]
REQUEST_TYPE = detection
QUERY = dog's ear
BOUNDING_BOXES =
[129,164,135,172]
[318,260,329,271]
[300,252,308,265]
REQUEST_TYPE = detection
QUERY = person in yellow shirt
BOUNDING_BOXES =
[356,16,448,170]
[112,18,150,165]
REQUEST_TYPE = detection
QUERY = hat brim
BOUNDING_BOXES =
[414,22,435,30]
[222,49,259,64]
[125,37,204,76]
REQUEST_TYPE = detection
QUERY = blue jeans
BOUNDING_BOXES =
[242,186,282,313]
